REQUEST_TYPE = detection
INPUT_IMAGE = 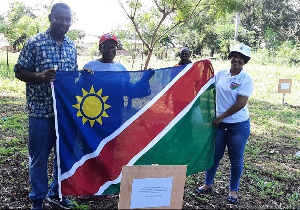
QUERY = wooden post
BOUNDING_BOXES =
[278,79,292,105]
[282,93,285,105]
[6,46,9,66]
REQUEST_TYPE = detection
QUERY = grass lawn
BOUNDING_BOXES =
[0,51,299,209]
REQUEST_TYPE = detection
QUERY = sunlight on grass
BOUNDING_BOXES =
[248,64,300,106]
[0,78,25,97]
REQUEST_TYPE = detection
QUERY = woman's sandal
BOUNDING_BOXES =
[194,187,212,194]
[227,195,238,204]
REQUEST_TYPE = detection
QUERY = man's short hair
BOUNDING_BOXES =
[51,3,71,14]
[180,47,191,54]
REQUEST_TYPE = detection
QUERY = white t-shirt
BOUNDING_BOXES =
[83,60,128,71]
[215,68,253,123]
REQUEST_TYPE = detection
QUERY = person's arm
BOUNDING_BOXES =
[82,68,94,74]
[213,95,249,126]
[125,69,155,98]
[15,67,56,83]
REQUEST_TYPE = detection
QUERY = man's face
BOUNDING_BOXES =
[49,7,72,39]
[100,40,117,63]
[180,49,191,62]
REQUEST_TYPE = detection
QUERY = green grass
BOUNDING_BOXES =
[0,50,299,209]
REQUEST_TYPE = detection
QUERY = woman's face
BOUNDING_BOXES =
[100,40,117,63]
[230,52,245,71]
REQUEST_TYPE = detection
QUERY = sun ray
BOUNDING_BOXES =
[90,85,96,94]
[77,111,83,117]
[82,117,88,124]
[89,120,95,127]
[96,88,102,96]
[102,96,109,102]
[72,104,79,109]
[104,104,111,109]
[82,88,88,96]
[102,111,109,118]
[96,117,103,125]
[75,95,83,103]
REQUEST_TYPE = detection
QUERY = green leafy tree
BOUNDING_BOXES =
[112,26,140,68]
[0,15,5,33]
[241,0,300,46]
[67,29,79,41]
[2,1,49,50]
[173,1,244,58]
[171,0,299,61]
[112,27,134,51]
[118,0,212,69]
[158,34,176,59]
[1,0,81,50]
[67,29,86,45]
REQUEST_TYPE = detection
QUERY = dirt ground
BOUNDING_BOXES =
[1,144,298,209]
[0,154,260,209]
[0,95,299,209]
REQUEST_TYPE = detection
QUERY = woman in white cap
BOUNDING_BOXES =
[195,43,253,204]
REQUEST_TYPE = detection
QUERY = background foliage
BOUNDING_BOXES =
[0,0,299,67]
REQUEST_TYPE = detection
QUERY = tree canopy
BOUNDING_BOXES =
[1,0,299,66]
[117,0,244,69]
[0,1,49,50]
[0,0,82,50]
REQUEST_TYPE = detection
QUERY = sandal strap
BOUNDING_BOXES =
[228,195,238,203]
[194,187,212,194]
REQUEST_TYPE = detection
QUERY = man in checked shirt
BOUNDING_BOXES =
[14,3,77,209]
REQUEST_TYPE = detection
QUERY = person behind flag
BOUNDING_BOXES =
[81,33,154,198]
[14,3,77,209]
[165,46,199,116]
[176,47,192,66]
[84,33,127,72]
[195,43,253,204]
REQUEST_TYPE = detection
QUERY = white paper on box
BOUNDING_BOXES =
[130,177,173,209]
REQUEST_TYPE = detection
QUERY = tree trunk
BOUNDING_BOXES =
[144,49,153,70]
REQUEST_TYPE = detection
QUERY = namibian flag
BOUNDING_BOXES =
[52,60,216,197]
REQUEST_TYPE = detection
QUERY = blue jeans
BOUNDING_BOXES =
[205,119,250,191]
[28,117,58,201]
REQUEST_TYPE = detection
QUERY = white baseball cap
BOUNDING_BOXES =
[231,43,251,58]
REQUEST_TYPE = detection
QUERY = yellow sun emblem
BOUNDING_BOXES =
[72,85,111,127]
